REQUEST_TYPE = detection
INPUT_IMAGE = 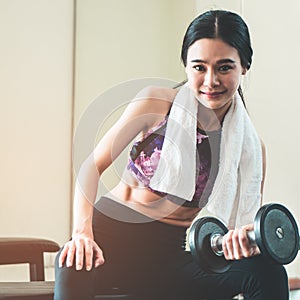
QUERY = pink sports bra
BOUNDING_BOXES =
[127,116,221,207]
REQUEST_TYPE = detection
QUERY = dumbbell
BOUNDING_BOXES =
[189,203,300,273]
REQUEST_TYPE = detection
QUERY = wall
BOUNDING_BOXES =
[243,0,300,278]
[74,0,197,123]
[0,0,74,280]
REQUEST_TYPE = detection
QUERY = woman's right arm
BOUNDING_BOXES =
[58,86,172,271]
[58,155,104,271]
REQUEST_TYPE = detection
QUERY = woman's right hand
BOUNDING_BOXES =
[222,224,260,260]
[58,234,105,271]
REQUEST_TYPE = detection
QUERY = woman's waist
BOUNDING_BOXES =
[93,195,188,251]
[107,181,201,227]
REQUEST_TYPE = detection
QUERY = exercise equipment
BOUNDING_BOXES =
[189,203,300,273]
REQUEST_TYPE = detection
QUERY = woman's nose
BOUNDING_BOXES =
[203,69,220,87]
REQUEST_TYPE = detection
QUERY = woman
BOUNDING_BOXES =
[54,10,288,300]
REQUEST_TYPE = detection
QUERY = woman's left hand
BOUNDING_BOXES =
[222,224,260,260]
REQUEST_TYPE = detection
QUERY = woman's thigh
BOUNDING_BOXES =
[172,252,289,300]
[56,197,289,300]
[92,199,187,297]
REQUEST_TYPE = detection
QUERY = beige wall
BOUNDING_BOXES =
[74,0,196,124]
[0,0,74,280]
[243,0,300,277]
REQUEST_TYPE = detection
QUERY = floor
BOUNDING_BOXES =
[290,290,300,300]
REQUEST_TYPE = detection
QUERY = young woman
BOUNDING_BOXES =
[54,10,288,300]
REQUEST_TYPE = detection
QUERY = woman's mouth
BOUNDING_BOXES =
[200,91,226,99]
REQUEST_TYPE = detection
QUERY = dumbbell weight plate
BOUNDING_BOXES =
[254,203,299,265]
[189,217,232,273]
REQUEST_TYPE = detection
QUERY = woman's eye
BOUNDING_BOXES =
[219,65,233,72]
[193,65,206,72]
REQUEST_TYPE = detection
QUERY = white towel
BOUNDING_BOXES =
[149,83,263,228]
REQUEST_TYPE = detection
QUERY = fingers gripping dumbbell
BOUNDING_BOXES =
[189,203,300,273]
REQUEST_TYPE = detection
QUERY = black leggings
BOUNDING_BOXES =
[54,197,289,300]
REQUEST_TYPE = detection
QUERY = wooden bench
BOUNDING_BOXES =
[0,281,132,300]
[0,238,60,282]
[0,281,54,300]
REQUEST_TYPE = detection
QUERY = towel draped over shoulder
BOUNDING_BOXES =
[149,83,263,228]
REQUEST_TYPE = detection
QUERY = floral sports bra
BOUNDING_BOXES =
[127,116,221,208]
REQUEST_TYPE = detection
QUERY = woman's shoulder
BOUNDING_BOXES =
[131,85,178,126]
[136,85,178,106]
[117,85,178,134]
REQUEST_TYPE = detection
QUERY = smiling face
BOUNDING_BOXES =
[185,38,247,111]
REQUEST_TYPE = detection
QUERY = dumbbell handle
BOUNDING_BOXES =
[210,231,257,256]
[211,225,299,257]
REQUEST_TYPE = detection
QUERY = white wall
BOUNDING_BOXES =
[0,0,74,280]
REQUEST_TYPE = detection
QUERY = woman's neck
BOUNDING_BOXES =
[197,101,232,131]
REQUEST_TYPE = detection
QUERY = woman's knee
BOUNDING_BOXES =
[54,248,96,300]
[232,256,289,299]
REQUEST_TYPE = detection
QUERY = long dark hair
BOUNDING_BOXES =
[180,10,253,106]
